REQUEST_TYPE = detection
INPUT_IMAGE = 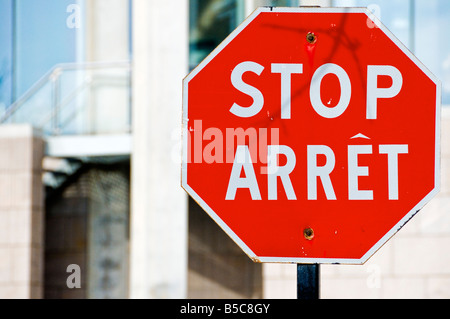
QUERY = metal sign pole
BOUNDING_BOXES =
[297,264,320,299]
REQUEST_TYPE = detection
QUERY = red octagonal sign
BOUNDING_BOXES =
[182,7,440,264]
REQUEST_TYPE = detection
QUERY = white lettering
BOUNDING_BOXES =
[66,264,81,289]
[226,145,261,200]
[271,63,303,119]
[66,4,81,29]
[307,145,337,200]
[379,144,408,200]
[348,145,373,200]
[366,65,403,119]
[310,63,352,118]
[230,61,265,118]
[267,145,297,200]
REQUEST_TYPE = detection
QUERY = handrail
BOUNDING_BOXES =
[0,61,131,124]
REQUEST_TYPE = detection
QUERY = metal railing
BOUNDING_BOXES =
[0,61,131,136]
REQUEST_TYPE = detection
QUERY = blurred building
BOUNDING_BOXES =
[0,0,449,299]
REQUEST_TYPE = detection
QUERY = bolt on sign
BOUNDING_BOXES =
[182,7,441,264]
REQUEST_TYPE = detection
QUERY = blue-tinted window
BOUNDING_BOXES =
[14,0,78,99]
[415,0,450,105]
[189,0,244,70]
[333,0,413,47]
[0,0,13,109]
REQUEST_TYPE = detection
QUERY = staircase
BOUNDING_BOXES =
[0,61,132,193]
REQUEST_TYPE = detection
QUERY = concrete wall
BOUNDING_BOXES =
[263,109,450,299]
[0,125,44,298]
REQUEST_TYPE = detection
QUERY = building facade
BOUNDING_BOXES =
[0,0,449,298]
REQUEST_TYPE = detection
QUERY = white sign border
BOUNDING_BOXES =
[182,6,441,264]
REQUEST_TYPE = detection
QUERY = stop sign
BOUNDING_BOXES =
[182,7,440,264]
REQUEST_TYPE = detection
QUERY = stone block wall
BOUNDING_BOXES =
[0,125,44,298]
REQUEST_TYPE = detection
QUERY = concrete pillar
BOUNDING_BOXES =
[130,1,189,298]
[84,0,131,135]
[85,0,130,62]
[0,124,44,298]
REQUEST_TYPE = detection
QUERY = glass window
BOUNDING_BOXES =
[0,0,13,110]
[189,0,244,70]
[415,0,450,105]
[272,0,300,6]
[333,0,413,48]
[14,0,78,99]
